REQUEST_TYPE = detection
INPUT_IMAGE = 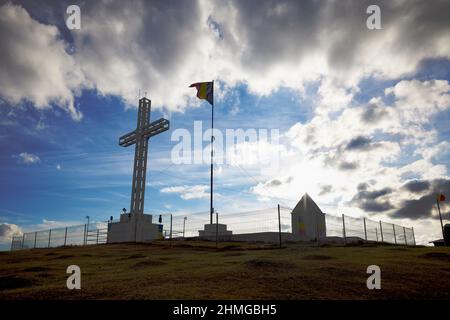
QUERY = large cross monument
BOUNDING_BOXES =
[119,97,169,214]
[108,97,170,243]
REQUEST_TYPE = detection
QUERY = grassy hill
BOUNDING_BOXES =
[1,241,449,299]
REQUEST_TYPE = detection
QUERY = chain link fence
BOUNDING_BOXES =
[10,207,415,250]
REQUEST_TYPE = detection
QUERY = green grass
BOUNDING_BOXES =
[1,241,449,299]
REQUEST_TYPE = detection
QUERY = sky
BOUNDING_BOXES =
[1,0,450,249]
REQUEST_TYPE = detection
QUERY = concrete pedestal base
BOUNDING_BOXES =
[198,223,232,240]
[107,213,162,243]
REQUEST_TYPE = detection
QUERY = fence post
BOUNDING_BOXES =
[21,233,25,249]
[379,221,384,243]
[64,227,68,246]
[278,204,282,249]
[363,218,367,241]
[96,229,99,244]
[403,227,407,246]
[216,211,219,249]
[412,227,416,246]
[34,232,37,249]
[342,214,346,244]
[392,224,397,245]
[83,224,87,245]
[170,214,173,247]
[48,229,52,248]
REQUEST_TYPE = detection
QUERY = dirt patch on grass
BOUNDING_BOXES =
[343,241,366,247]
[173,243,194,248]
[319,266,354,278]
[222,252,245,257]
[302,254,334,260]
[53,255,75,260]
[0,276,36,290]
[419,252,450,262]
[158,257,176,261]
[45,252,57,256]
[38,273,52,278]
[132,259,167,268]
[125,254,146,260]
[244,259,296,269]
[22,266,50,273]
[218,245,243,251]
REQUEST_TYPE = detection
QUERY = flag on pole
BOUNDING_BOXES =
[189,81,213,105]
[437,193,446,202]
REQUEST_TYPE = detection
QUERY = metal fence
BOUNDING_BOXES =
[157,206,415,246]
[10,207,416,250]
[11,222,108,251]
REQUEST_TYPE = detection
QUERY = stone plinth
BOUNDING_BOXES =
[198,223,232,240]
[107,213,162,243]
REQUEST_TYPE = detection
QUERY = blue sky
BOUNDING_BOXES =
[0,84,307,223]
[1,0,450,249]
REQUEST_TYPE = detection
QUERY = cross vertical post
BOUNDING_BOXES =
[131,98,150,214]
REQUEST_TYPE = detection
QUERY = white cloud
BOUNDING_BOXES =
[34,219,80,230]
[0,223,22,244]
[245,79,450,245]
[161,185,209,200]
[13,152,40,164]
[385,80,450,124]
[0,3,85,121]
[2,1,450,118]
[72,0,209,111]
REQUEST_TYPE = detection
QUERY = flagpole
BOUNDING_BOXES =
[210,80,214,224]
[436,198,445,242]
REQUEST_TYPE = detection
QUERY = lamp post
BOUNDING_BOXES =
[183,216,187,238]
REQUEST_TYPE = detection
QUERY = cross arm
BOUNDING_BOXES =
[142,118,170,139]
[119,130,137,147]
[119,118,170,147]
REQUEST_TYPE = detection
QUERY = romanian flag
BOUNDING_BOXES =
[437,193,446,202]
[189,81,213,106]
